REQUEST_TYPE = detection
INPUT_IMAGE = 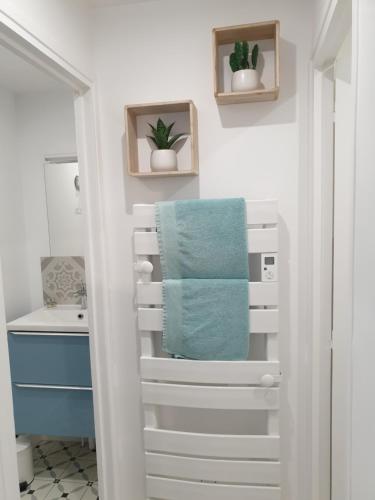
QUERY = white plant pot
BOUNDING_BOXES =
[231,69,259,92]
[150,149,177,172]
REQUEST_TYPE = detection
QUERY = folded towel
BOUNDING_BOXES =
[156,198,249,279]
[163,279,249,360]
[156,198,249,360]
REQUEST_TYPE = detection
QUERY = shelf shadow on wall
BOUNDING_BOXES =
[217,38,297,128]
[122,133,200,214]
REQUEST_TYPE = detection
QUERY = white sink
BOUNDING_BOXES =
[7,306,89,333]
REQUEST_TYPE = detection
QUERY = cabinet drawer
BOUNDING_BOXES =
[8,332,92,387]
[12,383,95,437]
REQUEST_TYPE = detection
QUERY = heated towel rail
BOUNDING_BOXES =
[133,200,281,500]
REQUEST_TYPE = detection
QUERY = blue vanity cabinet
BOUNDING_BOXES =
[8,332,92,386]
[7,331,95,438]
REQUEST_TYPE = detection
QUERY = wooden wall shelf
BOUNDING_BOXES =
[213,20,280,105]
[124,100,199,178]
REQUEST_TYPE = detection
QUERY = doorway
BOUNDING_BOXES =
[0,43,98,499]
[0,19,110,500]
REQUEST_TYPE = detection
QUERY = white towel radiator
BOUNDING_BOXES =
[133,200,281,500]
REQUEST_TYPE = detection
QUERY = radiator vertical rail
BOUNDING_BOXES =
[136,253,158,431]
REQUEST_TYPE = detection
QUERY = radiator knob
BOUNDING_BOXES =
[260,374,275,387]
[134,261,153,274]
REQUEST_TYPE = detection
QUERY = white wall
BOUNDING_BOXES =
[92,0,313,498]
[16,90,77,310]
[0,0,93,80]
[0,86,30,321]
[0,87,77,316]
[351,1,375,499]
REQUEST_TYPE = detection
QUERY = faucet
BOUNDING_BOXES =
[74,281,87,309]
[45,297,57,308]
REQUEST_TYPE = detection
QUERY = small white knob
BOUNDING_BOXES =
[134,261,153,274]
[260,374,275,387]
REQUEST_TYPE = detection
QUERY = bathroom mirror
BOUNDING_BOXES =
[44,160,84,256]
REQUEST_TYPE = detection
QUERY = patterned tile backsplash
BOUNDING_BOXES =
[41,256,86,305]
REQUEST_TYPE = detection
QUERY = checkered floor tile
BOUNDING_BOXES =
[21,440,98,499]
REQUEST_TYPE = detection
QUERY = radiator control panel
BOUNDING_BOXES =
[261,253,278,282]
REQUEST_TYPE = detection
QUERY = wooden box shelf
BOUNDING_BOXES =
[213,20,280,105]
[124,100,198,178]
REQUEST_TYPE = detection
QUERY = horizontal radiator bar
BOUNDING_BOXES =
[141,357,280,385]
[137,281,278,306]
[144,428,280,459]
[142,382,279,409]
[145,452,280,485]
[133,200,278,228]
[135,228,278,255]
[146,476,281,500]
[138,308,279,333]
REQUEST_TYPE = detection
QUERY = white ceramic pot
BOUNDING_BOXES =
[231,69,259,92]
[150,149,177,172]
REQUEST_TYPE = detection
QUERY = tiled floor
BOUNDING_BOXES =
[21,440,98,499]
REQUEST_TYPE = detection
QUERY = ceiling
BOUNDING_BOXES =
[0,44,66,94]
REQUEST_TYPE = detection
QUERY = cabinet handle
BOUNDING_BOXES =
[9,331,88,337]
[15,383,92,391]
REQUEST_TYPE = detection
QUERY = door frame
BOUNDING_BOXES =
[0,10,115,500]
[311,62,335,500]
[311,1,355,499]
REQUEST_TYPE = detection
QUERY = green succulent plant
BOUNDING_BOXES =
[147,118,186,150]
[229,41,259,72]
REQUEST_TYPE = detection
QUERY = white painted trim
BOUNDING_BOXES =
[313,0,352,68]
[331,3,358,498]
[0,261,19,500]
[74,87,117,500]
[311,65,334,500]
[331,29,356,500]
[311,2,355,500]
[0,13,115,500]
[0,8,92,91]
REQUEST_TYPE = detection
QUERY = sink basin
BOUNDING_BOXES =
[7,306,89,333]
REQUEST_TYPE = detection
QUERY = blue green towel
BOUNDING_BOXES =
[156,198,249,361]
[163,279,249,360]
[156,198,249,279]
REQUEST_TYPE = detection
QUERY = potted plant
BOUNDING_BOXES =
[230,41,259,92]
[147,118,186,172]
